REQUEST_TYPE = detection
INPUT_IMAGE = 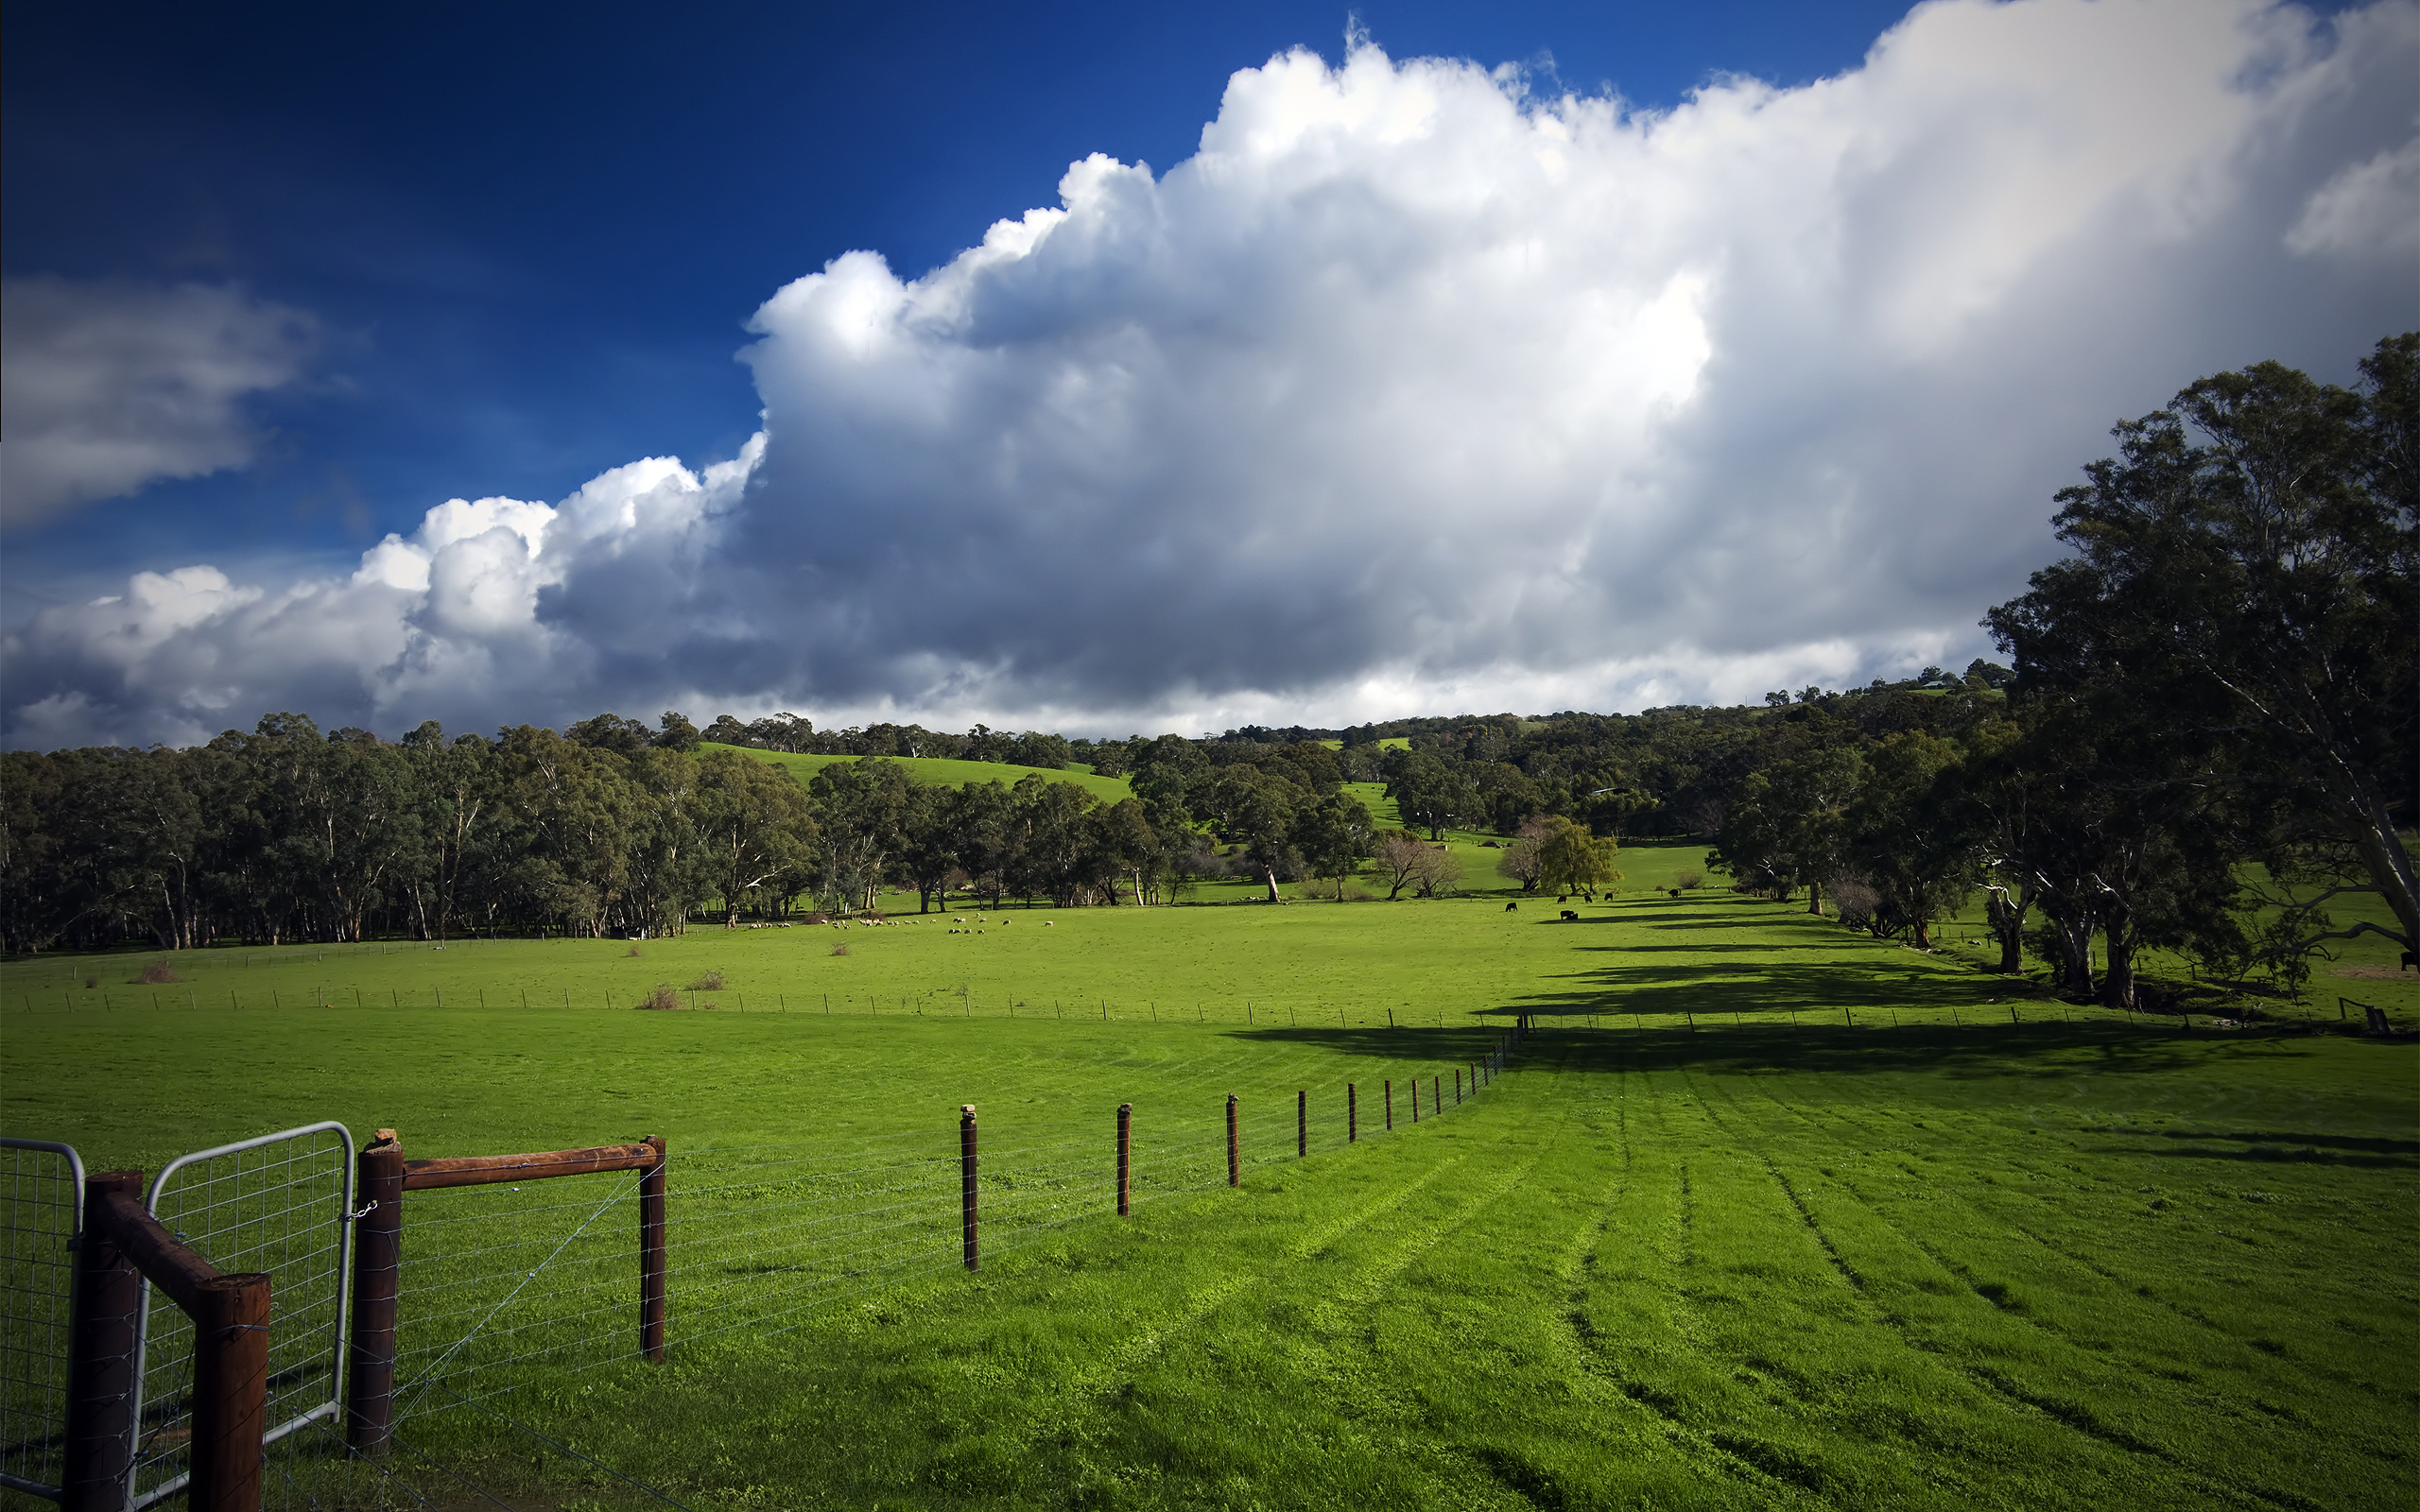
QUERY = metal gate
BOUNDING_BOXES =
[128,1122,354,1507]
[0,1138,85,1503]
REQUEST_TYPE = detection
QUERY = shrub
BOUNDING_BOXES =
[626,945,643,957]
[686,970,726,991]
[134,961,182,985]
[830,942,851,957]
[83,976,98,989]
[638,984,680,1011]
[1673,869,1703,890]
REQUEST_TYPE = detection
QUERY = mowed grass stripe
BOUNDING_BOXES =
[1685,1048,2398,1511]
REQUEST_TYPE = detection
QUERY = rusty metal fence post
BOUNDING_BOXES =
[187,1273,270,1510]
[1115,1104,1132,1216]
[64,1171,141,1510]
[1347,1084,1357,1143]
[639,1136,667,1362]
[1297,1090,1306,1157]
[1226,1096,1239,1187]
[1384,1080,1393,1131]
[346,1130,405,1455]
[959,1108,979,1270]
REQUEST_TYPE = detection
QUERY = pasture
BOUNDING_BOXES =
[2,883,2412,1508]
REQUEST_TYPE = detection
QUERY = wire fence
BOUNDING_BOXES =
[384,1039,1512,1427]
[131,1123,354,1507]
[0,1031,1514,1503]
[0,1139,83,1501]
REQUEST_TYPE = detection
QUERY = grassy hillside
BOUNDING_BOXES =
[714,744,1134,803]
[2,889,2411,1508]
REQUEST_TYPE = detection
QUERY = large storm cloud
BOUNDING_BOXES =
[6,0,2414,747]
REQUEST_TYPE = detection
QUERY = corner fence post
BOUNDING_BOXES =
[1226,1096,1239,1187]
[1297,1090,1306,1157]
[639,1136,667,1362]
[1116,1104,1132,1215]
[65,1170,143,1511]
[960,1107,980,1270]
[1348,1083,1357,1143]
[346,1130,406,1456]
[188,1272,270,1511]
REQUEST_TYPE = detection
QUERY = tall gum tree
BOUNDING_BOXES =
[1989,335,2419,964]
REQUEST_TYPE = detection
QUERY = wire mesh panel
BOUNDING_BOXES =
[130,1122,354,1508]
[389,1167,648,1422]
[0,1139,84,1502]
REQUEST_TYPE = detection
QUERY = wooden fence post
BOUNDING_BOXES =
[1348,1083,1357,1143]
[639,1136,667,1362]
[1455,1069,1462,1105]
[346,1130,405,1455]
[1226,1096,1239,1187]
[1384,1080,1393,1131]
[1433,1075,1441,1113]
[187,1272,270,1511]
[1116,1104,1132,1215]
[64,1170,142,1511]
[1297,1090,1306,1157]
[960,1107,979,1270]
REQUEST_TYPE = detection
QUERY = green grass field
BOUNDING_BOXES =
[3,879,2413,1508]
[710,746,1135,804]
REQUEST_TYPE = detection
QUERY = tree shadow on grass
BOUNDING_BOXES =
[2086,1128,2418,1168]
[1566,940,1878,954]
[1219,1019,2258,1082]
[1503,960,2026,1020]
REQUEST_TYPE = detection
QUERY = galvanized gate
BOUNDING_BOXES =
[128,1122,354,1507]
[0,1138,86,1502]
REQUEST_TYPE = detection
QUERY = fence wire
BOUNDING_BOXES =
[386,1034,1519,1431]
[132,1123,353,1507]
[0,1139,83,1502]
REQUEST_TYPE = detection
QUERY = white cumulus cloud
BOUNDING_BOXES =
[6,0,2415,747]
[0,276,320,526]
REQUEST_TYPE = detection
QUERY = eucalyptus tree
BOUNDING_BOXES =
[1989,334,2418,968]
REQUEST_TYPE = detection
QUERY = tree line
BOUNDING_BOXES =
[1,337,2409,1003]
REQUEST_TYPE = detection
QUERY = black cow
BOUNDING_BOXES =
[1560,909,1580,921]
[1505,902,1519,912]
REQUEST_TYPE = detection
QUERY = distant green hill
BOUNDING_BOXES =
[714,745,1135,803]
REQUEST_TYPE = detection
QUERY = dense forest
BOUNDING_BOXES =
[3,338,2410,1010]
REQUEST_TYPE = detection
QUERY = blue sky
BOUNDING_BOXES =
[4,2,1911,564]
[3,1,2411,745]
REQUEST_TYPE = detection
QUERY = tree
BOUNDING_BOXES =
[1292,791,1377,899]
[1495,817,1548,891]
[1387,754,1482,841]
[1201,765,1301,902]
[1534,816,1621,897]
[1840,731,1971,952]
[808,758,914,915]
[654,711,703,751]
[1374,831,1433,901]
[696,748,817,926]
[1989,335,2418,964]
